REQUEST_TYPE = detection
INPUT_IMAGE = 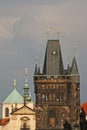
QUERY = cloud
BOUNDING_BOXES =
[0,0,86,43]
[0,0,87,104]
[0,17,21,41]
[12,0,87,40]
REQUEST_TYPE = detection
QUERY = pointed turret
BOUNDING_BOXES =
[43,40,64,75]
[34,64,38,75]
[34,56,41,75]
[71,56,79,83]
[71,56,79,74]
[23,68,32,102]
[38,66,40,74]
[67,64,71,74]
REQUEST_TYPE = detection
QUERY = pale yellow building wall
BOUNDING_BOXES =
[0,113,36,130]
[2,101,34,118]
[2,103,23,118]
[0,126,2,130]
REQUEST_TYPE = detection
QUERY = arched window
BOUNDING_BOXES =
[42,94,45,101]
[48,110,56,127]
[20,117,30,130]
[5,107,9,117]
[53,93,56,101]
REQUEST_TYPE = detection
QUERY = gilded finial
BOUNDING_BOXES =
[73,44,76,51]
[46,28,50,36]
[35,56,39,65]
[57,29,60,39]
[13,80,16,88]
[73,44,77,53]
[25,67,28,77]
[57,31,60,35]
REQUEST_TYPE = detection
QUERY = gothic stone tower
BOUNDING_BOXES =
[34,39,80,130]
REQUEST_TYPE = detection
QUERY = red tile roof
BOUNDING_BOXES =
[0,118,10,125]
[81,102,87,115]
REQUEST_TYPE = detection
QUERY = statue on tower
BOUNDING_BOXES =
[80,108,87,130]
[63,120,72,130]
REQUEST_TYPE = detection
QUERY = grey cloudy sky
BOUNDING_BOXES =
[0,0,87,106]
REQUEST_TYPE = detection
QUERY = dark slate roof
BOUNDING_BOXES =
[43,40,64,75]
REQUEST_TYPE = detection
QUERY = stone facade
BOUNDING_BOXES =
[0,105,36,130]
[34,39,80,130]
[34,76,80,129]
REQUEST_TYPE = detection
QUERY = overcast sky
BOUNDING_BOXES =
[0,0,87,107]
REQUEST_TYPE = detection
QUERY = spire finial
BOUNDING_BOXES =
[73,44,77,53]
[25,67,28,77]
[35,56,40,74]
[57,32,60,39]
[46,27,50,37]
[57,29,60,40]
[35,56,40,65]
[13,79,16,88]
[35,56,39,64]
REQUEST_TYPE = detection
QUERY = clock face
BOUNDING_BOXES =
[52,50,56,55]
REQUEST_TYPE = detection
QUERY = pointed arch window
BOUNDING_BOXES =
[5,107,9,117]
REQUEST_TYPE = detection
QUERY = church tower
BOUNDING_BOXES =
[34,39,80,130]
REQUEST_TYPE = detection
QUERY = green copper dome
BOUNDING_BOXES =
[3,88,23,103]
[24,79,29,89]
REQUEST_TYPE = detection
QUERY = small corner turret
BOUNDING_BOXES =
[67,56,80,83]
[34,56,41,75]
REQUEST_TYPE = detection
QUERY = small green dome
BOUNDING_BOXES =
[24,79,29,89]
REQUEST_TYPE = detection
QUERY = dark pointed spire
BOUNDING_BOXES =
[71,56,79,74]
[43,40,64,75]
[38,66,40,74]
[67,64,71,74]
[34,64,38,75]
[71,56,79,83]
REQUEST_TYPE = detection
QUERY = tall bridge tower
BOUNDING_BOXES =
[34,39,80,130]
